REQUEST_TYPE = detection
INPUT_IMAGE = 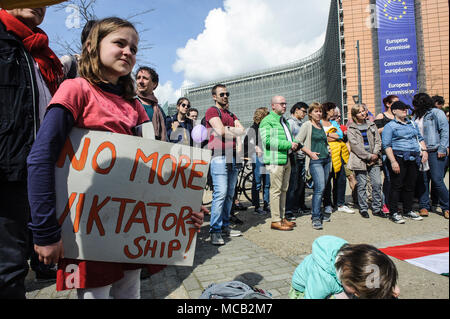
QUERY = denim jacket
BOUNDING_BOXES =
[413,108,449,154]
[382,118,424,153]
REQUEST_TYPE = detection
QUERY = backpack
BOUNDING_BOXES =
[201,106,236,127]
[199,281,272,299]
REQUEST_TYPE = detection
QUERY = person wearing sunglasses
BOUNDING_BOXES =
[205,84,246,245]
[166,97,194,146]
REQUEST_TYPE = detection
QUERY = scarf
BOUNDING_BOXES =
[0,9,63,95]
[137,92,167,141]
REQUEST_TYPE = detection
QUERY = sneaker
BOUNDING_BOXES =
[419,208,429,217]
[285,212,296,221]
[324,205,333,215]
[254,207,267,215]
[390,213,405,224]
[312,219,323,230]
[382,204,390,214]
[404,211,423,221]
[263,206,271,214]
[211,233,225,245]
[322,214,331,222]
[337,205,355,214]
[359,211,370,218]
[372,211,387,218]
[444,210,449,219]
[222,227,242,237]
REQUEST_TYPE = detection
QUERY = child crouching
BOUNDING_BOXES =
[289,235,400,299]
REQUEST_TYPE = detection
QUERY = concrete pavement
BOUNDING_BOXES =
[25,219,448,299]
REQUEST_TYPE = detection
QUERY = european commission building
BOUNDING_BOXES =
[181,0,449,128]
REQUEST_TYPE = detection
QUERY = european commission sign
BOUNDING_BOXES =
[377,0,418,110]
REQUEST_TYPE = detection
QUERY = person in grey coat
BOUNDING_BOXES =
[347,104,384,219]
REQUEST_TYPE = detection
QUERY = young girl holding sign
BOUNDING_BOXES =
[27,17,204,299]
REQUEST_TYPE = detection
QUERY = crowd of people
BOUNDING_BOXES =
[0,6,448,300]
[194,89,448,236]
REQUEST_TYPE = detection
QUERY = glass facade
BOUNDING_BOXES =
[182,0,449,126]
[182,1,342,128]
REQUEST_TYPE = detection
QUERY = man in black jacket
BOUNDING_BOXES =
[0,7,60,299]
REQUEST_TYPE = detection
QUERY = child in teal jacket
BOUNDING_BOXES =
[290,235,400,299]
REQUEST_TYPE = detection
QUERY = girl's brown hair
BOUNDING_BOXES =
[79,17,138,101]
[307,102,323,120]
[253,107,269,124]
[335,244,398,299]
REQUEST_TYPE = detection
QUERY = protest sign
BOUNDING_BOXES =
[55,128,211,266]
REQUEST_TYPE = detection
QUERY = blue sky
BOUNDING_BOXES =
[41,0,330,104]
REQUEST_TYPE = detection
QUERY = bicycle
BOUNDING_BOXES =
[202,158,254,206]
[234,158,253,203]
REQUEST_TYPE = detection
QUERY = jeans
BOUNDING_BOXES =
[0,182,31,299]
[417,152,449,211]
[210,156,239,233]
[251,154,270,209]
[309,157,332,221]
[388,156,418,214]
[323,158,347,208]
[286,158,306,212]
[355,166,383,213]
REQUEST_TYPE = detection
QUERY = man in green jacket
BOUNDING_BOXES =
[260,96,300,231]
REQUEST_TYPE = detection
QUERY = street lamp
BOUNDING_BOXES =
[356,40,362,104]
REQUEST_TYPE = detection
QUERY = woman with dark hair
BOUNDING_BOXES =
[374,95,399,215]
[321,102,353,216]
[412,93,449,219]
[166,97,194,145]
[382,101,428,224]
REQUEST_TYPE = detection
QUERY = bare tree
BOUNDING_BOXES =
[52,0,155,66]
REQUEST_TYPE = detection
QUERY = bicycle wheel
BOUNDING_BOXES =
[242,171,254,203]
[305,175,314,189]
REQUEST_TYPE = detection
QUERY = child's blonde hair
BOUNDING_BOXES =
[79,17,138,101]
[335,244,398,299]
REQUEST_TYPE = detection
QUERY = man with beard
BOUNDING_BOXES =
[135,66,167,141]
[205,84,245,245]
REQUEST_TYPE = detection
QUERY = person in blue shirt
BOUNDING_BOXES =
[412,93,449,219]
[289,235,400,299]
[382,101,428,224]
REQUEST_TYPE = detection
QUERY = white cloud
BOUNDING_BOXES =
[173,0,330,84]
[160,0,331,104]
[155,79,195,105]
[154,81,178,105]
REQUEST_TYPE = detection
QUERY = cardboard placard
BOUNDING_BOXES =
[55,128,211,266]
